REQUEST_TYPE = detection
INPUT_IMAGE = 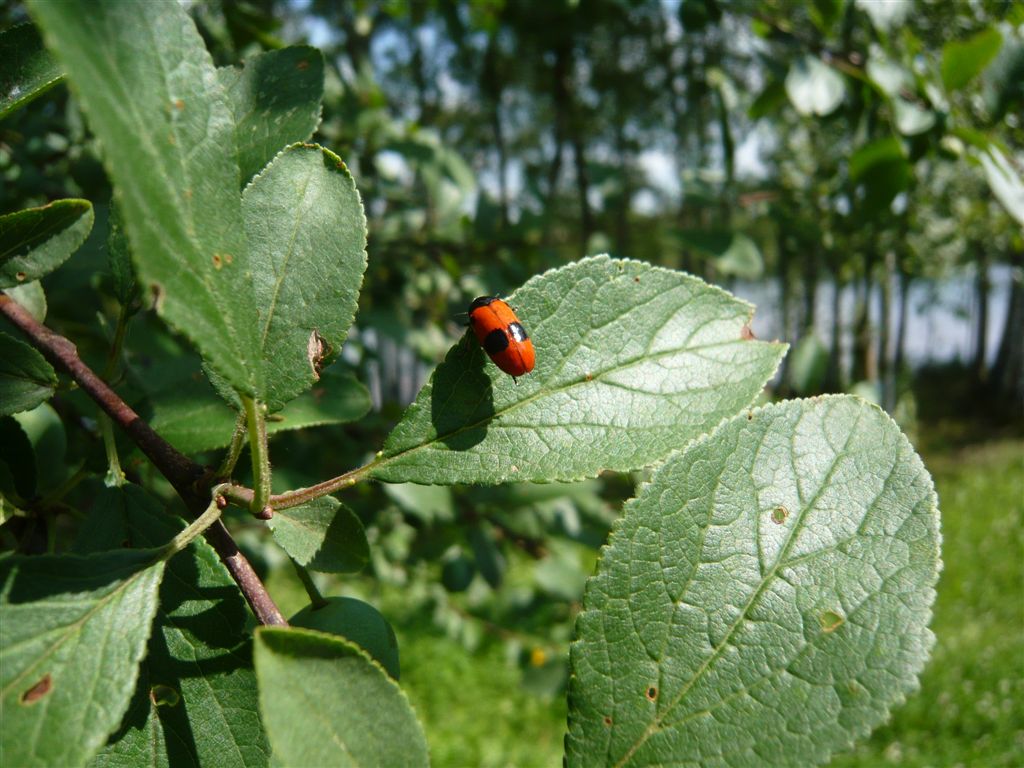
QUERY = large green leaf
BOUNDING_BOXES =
[371,256,785,484]
[0,331,57,417]
[254,627,429,768]
[785,55,845,117]
[0,199,93,289]
[566,396,940,767]
[219,46,325,188]
[941,27,1003,92]
[0,550,165,767]
[244,143,368,412]
[0,23,63,118]
[268,496,370,574]
[290,597,400,680]
[79,485,270,768]
[28,0,263,397]
[150,368,371,454]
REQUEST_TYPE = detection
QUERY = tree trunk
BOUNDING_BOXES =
[990,250,1024,405]
[482,33,509,229]
[973,245,990,384]
[777,228,792,394]
[893,262,912,379]
[825,265,844,392]
[544,43,570,242]
[852,248,876,384]
[879,248,895,411]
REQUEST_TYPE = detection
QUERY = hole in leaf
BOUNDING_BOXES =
[212,254,223,270]
[15,271,27,281]
[740,324,756,340]
[771,506,788,524]
[150,684,181,707]
[645,685,658,702]
[20,674,52,704]
[819,610,845,633]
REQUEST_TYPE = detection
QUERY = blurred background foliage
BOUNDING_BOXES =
[1,0,1021,765]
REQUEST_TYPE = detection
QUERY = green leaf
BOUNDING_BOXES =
[28,0,263,397]
[0,549,165,767]
[849,137,910,214]
[788,333,828,395]
[219,46,325,188]
[254,627,429,768]
[0,332,57,417]
[892,98,936,136]
[106,204,139,312]
[244,143,368,412]
[0,199,93,289]
[371,256,785,485]
[785,55,845,117]
[80,485,270,768]
[0,23,63,118]
[4,281,47,322]
[290,597,400,680]
[268,496,369,574]
[13,402,66,492]
[0,416,36,499]
[566,396,940,767]
[978,145,1024,228]
[942,27,1003,92]
[150,368,371,454]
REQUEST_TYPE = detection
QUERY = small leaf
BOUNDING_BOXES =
[150,368,371,454]
[566,396,940,767]
[0,416,36,499]
[81,485,270,768]
[254,627,429,768]
[0,23,63,118]
[849,136,911,214]
[244,143,368,412]
[785,55,845,117]
[106,203,139,312]
[893,98,936,136]
[978,144,1024,228]
[0,550,165,767]
[268,496,369,574]
[13,402,66,492]
[469,522,506,589]
[4,280,47,322]
[372,256,784,485]
[0,199,93,289]
[28,0,264,397]
[219,46,325,188]
[290,597,401,680]
[0,332,57,417]
[942,27,1003,92]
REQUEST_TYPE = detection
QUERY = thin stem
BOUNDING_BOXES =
[0,294,287,626]
[215,411,249,479]
[291,558,329,609]
[242,395,272,516]
[99,414,126,487]
[222,458,379,511]
[160,485,227,559]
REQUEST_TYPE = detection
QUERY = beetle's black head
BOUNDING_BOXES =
[469,296,498,311]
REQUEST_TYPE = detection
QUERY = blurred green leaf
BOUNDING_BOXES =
[441,550,476,592]
[469,522,506,589]
[785,55,845,117]
[254,627,429,768]
[0,417,35,500]
[0,23,63,118]
[106,204,139,312]
[0,550,165,767]
[372,256,785,485]
[220,46,325,188]
[28,0,263,397]
[150,369,371,455]
[893,98,936,136]
[268,496,369,574]
[788,332,828,394]
[383,482,455,523]
[291,597,400,680]
[78,485,271,768]
[748,79,787,119]
[978,145,1024,228]
[13,402,65,492]
[0,199,93,289]
[567,396,940,767]
[243,144,368,412]
[850,136,911,214]
[0,332,56,417]
[941,27,1002,92]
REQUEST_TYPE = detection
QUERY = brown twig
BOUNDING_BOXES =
[0,294,287,627]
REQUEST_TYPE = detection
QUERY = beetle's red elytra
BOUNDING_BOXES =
[468,296,535,379]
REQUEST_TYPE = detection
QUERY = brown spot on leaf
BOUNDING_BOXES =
[740,324,756,340]
[771,506,788,524]
[173,99,184,111]
[819,610,845,633]
[15,271,27,281]
[603,715,613,727]
[307,330,329,379]
[150,283,165,312]
[212,254,223,270]
[21,674,52,704]
[224,253,234,265]
[645,685,658,702]
[296,59,310,70]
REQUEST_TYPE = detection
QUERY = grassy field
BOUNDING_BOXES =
[392,437,1024,767]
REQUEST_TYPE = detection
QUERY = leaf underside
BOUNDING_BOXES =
[566,396,940,768]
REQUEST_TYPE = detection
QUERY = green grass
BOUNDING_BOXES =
[389,437,1024,767]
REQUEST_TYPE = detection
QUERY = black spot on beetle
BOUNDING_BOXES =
[508,322,529,342]
[483,328,509,354]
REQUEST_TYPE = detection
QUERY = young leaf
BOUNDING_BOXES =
[254,627,429,768]
[268,496,370,574]
[290,597,401,680]
[4,280,47,321]
[371,256,785,484]
[0,550,165,767]
[244,143,368,412]
[219,46,325,188]
[106,203,139,312]
[0,331,57,417]
[941,27,1003,92]
[0,23,63,118]
[785,55,845,117]
[27,0,264,397]
[150,369,371,454]
[566,396,940,767]
[80,485,271,768]
[0,199,93,289]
